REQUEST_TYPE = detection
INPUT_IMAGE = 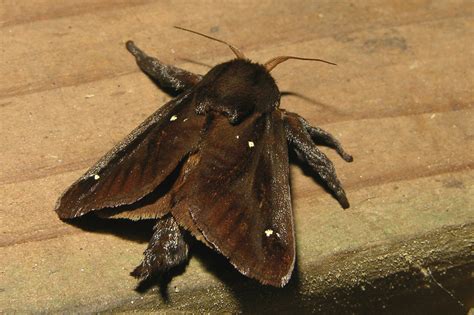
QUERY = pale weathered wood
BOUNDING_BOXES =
[1,0,472,313]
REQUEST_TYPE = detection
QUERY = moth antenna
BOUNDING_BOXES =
[264,56,337,72]
[174,26,246,59]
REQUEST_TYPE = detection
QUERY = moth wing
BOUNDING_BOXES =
[174,110,295,287]
[55,91,206,219]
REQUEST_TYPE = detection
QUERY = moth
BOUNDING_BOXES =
[55,27,353,287]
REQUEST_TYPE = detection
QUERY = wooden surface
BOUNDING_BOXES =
[1,0,473,313]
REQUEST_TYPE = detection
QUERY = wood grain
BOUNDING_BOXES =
[1,0,472,312]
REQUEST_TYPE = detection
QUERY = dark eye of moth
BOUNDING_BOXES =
[54,27,353,288]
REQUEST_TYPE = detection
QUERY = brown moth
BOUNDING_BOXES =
[55,27,353,287]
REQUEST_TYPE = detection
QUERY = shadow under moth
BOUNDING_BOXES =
[55,27,353,287]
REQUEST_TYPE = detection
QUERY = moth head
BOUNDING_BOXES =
[174,26,336,72]
[176,27,337,120]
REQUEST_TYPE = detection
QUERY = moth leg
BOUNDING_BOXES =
[284,113,350,209]
[293,113,353,162]
[131,215,189,281]
[126,41,202,95]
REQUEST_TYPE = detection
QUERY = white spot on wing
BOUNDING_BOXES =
[264,229,273,237]
[248,141,255,148]
[170,115,178,121]
[236,135,239,139]
[93,174,100,180]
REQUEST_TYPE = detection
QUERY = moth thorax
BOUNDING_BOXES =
[199,60,280,115]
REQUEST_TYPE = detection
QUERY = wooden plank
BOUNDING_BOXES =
[1,0,472,312]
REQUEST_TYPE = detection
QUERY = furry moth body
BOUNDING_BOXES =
[55,28,353,287]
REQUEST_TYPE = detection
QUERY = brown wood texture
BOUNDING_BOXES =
[1,0,473,313]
